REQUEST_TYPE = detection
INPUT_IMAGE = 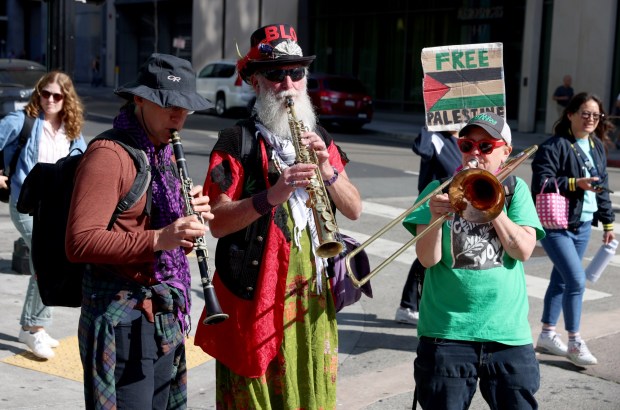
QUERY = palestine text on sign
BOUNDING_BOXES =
[421,43,505,131]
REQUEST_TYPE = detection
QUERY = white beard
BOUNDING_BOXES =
[253,78,318,140]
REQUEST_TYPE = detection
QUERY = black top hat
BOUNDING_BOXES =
[237,24,316,84]
[115,53,213,111]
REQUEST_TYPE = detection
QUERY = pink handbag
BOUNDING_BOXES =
[536,178,569,229]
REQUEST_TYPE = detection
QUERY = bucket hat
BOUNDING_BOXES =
[459,112,512,146]
[115,53,212,111]
[237,23,315,84]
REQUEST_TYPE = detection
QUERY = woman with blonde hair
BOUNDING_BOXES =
[0,70,86,359]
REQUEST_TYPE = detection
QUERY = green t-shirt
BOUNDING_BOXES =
[403,177,545,345]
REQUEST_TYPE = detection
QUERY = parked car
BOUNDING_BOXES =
[196,60,255,116]
[307,73,373,130]
[0,59,46,118]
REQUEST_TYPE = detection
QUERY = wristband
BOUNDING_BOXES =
[323,167,339,187]
[252,190,274,215]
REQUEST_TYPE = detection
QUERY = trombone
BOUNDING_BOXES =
[345,145,538,288]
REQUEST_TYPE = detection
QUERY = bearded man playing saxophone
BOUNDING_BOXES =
[194,23,361,409]
[403,113,545,410]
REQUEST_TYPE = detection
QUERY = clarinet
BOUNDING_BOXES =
[170,129,229,325]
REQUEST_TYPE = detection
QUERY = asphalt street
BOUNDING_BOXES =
[0,85,618,409]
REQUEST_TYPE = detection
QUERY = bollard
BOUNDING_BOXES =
[11,237,31,275]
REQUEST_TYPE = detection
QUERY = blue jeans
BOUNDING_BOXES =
[414,337,539,410]
[9,201,53,328]
[539,222,591,333]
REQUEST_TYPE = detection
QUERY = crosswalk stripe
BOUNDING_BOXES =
[350,200,613,301]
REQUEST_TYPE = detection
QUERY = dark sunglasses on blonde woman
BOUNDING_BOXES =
[40,90,64,102]
[457,138,506,155]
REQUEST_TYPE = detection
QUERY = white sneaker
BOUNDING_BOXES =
[19,329,55,359]
[535,333,568,356]
[567,340,598,366]
[39,330,60,348]
[395,307,419,325]
[19,328,59,348]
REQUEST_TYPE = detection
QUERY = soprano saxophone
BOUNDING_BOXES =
[286,97,344,258]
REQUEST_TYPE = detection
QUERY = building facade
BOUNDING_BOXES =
[2,0,618,134]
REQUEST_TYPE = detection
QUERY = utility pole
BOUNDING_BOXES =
[46,0,76,74]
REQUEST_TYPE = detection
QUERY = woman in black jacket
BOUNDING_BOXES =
[531,92,615,366]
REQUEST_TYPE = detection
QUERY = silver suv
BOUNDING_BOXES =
[0,59,46,118]
[196,60,255,116]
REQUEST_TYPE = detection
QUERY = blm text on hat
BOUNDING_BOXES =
[255,25,302,59]
[237,23,315,84]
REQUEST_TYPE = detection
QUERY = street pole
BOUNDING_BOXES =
[47,0,76,75]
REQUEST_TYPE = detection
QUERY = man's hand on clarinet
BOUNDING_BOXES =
[189,185,214,223]
[153,216,208,251]
[153,185,212,252]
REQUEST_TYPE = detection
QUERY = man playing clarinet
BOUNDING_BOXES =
[66,53,213,409]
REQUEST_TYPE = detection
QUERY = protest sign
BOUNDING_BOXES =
[421,43,505,131]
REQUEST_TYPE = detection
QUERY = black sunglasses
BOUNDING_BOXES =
[261,67,306,83]
[40,90,64,102]
[457,138,506,155]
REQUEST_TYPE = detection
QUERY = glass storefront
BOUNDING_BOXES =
[307,1,526,118]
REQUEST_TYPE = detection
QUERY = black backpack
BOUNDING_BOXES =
[413,175,517,305]
[16,129,151,307]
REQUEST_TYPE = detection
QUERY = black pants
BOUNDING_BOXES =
[400,258,424,310]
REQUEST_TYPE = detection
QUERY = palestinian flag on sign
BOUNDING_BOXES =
[421,43,505,130]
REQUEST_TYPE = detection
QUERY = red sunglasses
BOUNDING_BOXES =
[457,138,506,154]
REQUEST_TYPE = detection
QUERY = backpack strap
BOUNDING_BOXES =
[502,175,517,210]
[7,114,35,178]
[90,129,152,230]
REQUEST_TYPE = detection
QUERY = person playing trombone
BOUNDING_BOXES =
[403,112,545,410]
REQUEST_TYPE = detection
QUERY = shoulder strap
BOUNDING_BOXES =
[240,121,257,168]
[7,115,35,177]
[236,119,270,192]
[91,129,152,229]
[502,175,517,210]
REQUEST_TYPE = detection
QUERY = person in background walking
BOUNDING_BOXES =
[91,55,101,87]
[552,74,574,117]
[395,126,460,325]
[532,92,615,366]
[0,71,87,359]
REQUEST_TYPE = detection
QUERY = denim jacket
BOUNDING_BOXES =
[0,109,87,206]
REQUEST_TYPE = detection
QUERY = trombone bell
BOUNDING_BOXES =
[449,168,505,223]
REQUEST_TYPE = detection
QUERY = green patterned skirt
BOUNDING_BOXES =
[215,207,338,409]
